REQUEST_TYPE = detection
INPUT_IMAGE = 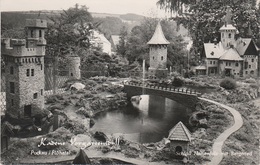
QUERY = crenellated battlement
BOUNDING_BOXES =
[26,19,47,28]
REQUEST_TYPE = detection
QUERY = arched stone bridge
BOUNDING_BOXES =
[123,82,202,110]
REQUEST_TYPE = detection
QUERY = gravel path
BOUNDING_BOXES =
[199,97,243,165]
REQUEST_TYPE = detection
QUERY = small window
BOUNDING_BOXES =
[210,61,212,64]
[229,62,231,66]
[31,69,34,76]
[235,63,239,67]
[39,30,42,37]
[161,56,163,60]
[10,66,14,74]
[252,59,254,62]
[10,82,15,94]
[250,70,254,74]
[228,33,231,38]
[245,71,248,74]
[249,65,251,69]
[41,64,43,70]
[26,69,30,76]
[33,93,38,99]
[11,99,14,106]
[153,56,155,60]
[41,89,43,96]
[226,62,228,66]
[31,30,33,38]
[213,61,215,64]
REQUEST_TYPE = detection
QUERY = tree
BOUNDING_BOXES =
[45,4,94,57]
[116,26,128,57]
[157,0,260,56]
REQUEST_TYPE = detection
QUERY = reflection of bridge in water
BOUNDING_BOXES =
[123,82,202,110]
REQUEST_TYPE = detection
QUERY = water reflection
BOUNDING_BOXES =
[92,95,191,143]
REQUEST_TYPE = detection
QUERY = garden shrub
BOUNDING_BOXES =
[172,77,184,87]
[220,78,237,90]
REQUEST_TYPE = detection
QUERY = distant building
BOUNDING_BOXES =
[196,7,259,78]
[110,35,120,53]
[90,30,112,56]
[168,121,191,154]
[147,22,170,79]
[1,19,47,119]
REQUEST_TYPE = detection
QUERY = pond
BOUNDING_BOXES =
[92,95,192,143]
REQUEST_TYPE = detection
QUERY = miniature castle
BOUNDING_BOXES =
[196,7,259,78]
[1,19,47,119]
[147,22,170,79]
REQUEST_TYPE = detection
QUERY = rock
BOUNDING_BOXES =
[70,83,85,90]
[101,146,110,153]
[129,143,140,151]
[94,131,108,142]
[106,94,115,98]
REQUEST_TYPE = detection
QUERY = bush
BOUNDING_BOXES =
[220,78,237,90]
[172,77,184,87]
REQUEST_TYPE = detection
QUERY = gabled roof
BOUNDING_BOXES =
[168,121,191,142]
[219,24,237,31]
[147,22,170,45]
[219,48,243,61]
[204,43,225,59]
[1,121,14,136]
[236,38,252,55]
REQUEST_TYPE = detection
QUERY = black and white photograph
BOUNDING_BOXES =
[1,0,260,164]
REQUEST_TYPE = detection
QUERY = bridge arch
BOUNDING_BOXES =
[123,83,201,110]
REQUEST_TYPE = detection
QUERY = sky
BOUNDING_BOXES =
[0,0,171,17]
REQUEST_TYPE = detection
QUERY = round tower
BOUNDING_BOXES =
[147,22,170,79]
[67,54,81,80]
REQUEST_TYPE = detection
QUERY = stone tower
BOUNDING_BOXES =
[1,19,47,119]
[67,53,81,80]
[219,6,237,49]
[147,22,170,79]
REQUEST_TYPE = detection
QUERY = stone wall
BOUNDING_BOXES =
[67,56,81,80]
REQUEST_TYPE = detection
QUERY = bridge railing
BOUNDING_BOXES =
[124,81,202,96]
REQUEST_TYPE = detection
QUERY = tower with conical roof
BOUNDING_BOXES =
[147,22,170,79]
[219,6,238,49]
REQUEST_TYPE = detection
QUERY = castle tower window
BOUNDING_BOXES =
[235,62,239,67]
[39,30,42,37]
[31,30,33,38]
[10,82,15,94]
[31,69,34,76]
[41,64,43,70]
[228,33,231,38]
[26,69,30,77]
[252,59,254,62]
[161,56,163,60]
[10,66,14,75]
[11,99,14,106]
[41,89,43,95]
[33,93,38,99]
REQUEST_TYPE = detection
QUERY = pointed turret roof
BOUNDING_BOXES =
[168,121,191,142]
[147,22,170,45]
